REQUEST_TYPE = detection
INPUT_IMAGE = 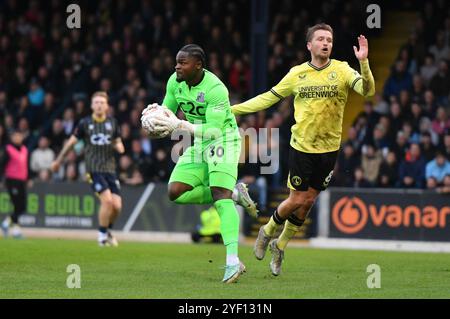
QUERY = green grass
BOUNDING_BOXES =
[1,238,450,298]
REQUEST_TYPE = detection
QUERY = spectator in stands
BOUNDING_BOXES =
[383,60,413,100]
[373,93,389,115]
[423,89,438,115]
[151,148,171,182]
[436,175,450,194]
[64,162,79,182]
[409,101,425,132]
[361,144,383,186]
[352,167,372,188]
[27,78,45,108]
[36,169,51,182]
[428,31,450,64]
[420,53,438,86]
[402,121,421,144]
[425,150,450,188]
[429,59,450,104]
[388,101,404,135]
[335,143,359,187]
[62,108,76,137]
[130,138,152,180]
[48,119,67,154]
[357,101,380,144]
[30,136,54,178]
[442,131,450,160]
[397,143,426,188]
[420,131,437,162]
[419,117,439,146]
[432,106,450,136]
[411,74,425,101]
[372,123,391,153]
[378,151,398,187]
[119,154,144,186]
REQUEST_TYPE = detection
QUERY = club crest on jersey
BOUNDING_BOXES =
[88,124,94,130]
[105,122,112,131]
[291,176,302,186]
[328,71,337,81]
[196,92,205,102]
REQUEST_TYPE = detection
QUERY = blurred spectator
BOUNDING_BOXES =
[335,143,359,187]
[48,119,68,154]
[352,167,372,188]
[228,59,250,100]
[428,31,450,63]
[378,151,398,187]
[373,93,389,115]
[420,131,437,162]
[397,143,426,188]
[27,79,45,107]
[431,106,450,136]
[130,138,152,180]
[30,136,55,177]
[361,144,383,186]
[62,108,76,136]
[436,175,450,194]
[151,148,171,182]
[383,60,413,100]
[372,123,391,153]
[429,59,450,103]
[36,169,51,182]
[420,53,438,85]
[425,151,450,188]
[64,162,79,182]
[443,132,450,160]
[119,154,144,185]
[392,130,409,161]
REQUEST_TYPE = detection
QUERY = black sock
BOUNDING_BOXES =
[99,226,107,233]
[108,223,113,230]
[273,210,286,225]
[288,215,305,227]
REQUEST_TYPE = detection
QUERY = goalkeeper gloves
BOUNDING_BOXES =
[152,110,196,135]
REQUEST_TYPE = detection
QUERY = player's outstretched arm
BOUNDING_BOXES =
[232,68,296,115]
[352,35,375,97]
[50,135,78,172]
[231,90,281,115]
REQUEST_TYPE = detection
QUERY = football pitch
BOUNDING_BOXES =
[1,238,450,299]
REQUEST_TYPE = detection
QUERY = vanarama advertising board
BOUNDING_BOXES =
[328,188,450,241]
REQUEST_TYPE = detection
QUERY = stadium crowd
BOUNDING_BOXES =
[0,0,449,200]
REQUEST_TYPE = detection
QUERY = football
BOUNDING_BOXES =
[141,105,171,139]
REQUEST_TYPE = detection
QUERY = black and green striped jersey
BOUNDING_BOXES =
[73,116,120,174]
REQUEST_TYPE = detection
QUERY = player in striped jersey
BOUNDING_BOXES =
[51,92,125,246]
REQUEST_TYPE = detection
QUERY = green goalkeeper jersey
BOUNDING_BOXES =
[162,69,240,147]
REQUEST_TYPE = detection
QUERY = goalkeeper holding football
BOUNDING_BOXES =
[141,44,257,283]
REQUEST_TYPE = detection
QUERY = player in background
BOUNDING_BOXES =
[142,44,257,283]
[0,130,29,238]
[51,92,125,246]
[232,23,375,276]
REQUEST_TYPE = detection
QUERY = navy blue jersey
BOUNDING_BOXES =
[73,116,120,173]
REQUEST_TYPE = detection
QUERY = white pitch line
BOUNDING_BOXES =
[123,183,155,233]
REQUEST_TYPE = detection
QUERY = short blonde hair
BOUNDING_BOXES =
[306,23,333,42]
[91,91,109,103]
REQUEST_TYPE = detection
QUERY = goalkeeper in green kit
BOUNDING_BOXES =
[141,44,258,283]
